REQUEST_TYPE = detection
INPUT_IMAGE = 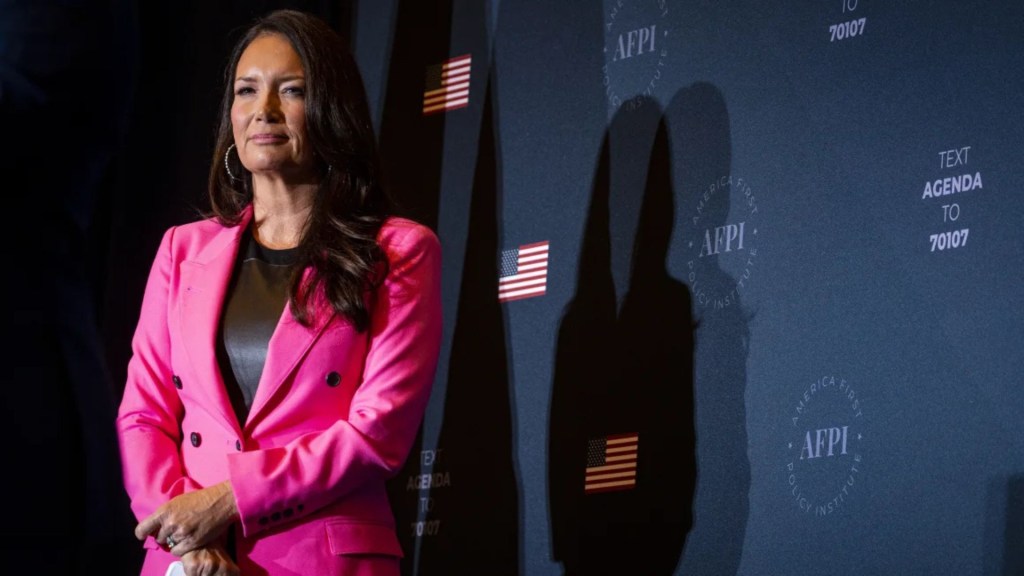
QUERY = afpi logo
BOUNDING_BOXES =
[602,0,670,114]
[697,221,747,258]
[784,375,865,518]
[683,175,760,313]
[798,425,850,461]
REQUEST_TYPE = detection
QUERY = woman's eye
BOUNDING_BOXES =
[235,86,255,96]
[284,86,305,96]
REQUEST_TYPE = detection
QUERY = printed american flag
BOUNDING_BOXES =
[585,433,639,494]
[498,241,549,302]
[422,54,472,115]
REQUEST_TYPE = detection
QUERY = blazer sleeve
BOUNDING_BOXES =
[116,226,203,527]
[226,223,443,537]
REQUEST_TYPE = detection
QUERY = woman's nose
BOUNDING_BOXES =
[256,93,281,121]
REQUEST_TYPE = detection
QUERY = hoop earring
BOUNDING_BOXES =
[224,144,242,181]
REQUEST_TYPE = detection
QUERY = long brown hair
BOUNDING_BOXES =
[208,9,390,332]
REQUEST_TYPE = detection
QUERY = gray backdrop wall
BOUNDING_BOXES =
[351,1,1024,574]
[92,1,1024,574]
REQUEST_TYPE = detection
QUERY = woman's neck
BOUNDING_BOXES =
[251,180,316,249]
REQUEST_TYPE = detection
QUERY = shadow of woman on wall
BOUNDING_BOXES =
[549,95,696,575]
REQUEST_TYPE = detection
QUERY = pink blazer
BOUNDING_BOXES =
[116,207,442,575]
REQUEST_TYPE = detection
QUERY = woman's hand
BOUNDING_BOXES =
[135,481,239,556]
[181,544,240,576]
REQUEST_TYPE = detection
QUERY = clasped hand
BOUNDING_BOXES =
[135,481,240,557]
[179,545,240,576]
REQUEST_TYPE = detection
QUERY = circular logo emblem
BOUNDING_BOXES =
[602,0,670,114]
[683,174,760,313]
[784,375,865,518]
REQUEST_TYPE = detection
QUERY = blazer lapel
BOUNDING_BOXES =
[245,269,336,430]
[178,210,252,435]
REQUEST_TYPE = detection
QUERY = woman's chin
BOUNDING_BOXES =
[248,164,314,182]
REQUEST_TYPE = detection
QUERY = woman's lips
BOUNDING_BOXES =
[251,134,287,143]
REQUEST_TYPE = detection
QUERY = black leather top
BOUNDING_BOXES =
[217,231,299,426]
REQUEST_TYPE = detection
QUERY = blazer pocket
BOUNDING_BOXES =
[325,520,404,558]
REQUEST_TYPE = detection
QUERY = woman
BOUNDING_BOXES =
[116,9,442,575]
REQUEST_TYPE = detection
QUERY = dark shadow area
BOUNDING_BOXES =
[374,0,454,231]
[412,71,520,575]
[548,102,618,576]
[613,106,697,574]
[668,83,750,576]
[1006,475,1024,575]
[984,476,1003,576]
[984,474,1024,576]
[0,1,141,573]
[550,95,696,575]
